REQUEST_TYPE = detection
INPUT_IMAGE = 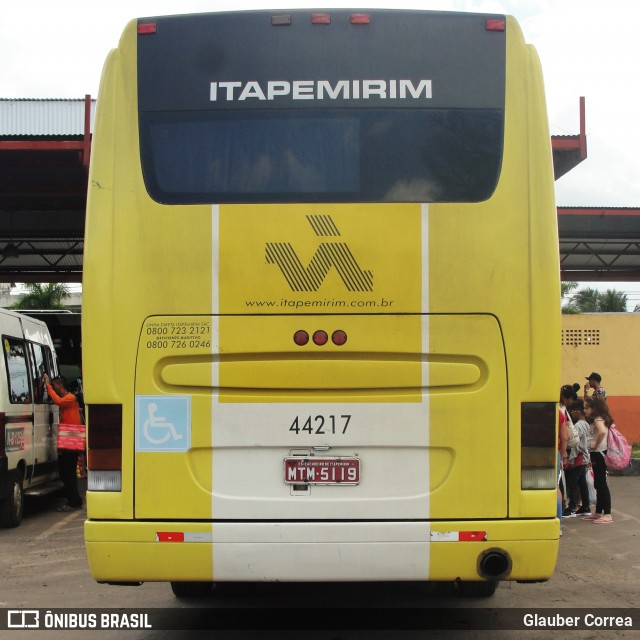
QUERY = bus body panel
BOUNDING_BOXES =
[134,313,507,521]
[85,519,558,582]
[84,11,560,586]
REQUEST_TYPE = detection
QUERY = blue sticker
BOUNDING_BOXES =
[135,395,191,452]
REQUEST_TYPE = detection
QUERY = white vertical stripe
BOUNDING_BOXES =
[421,203,430,385]
[211,205,220,316]
[211,205,220,390]
[421,203,431,539]
[211,205,220,555]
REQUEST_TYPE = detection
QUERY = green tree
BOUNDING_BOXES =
[572,287,602,313]
[561,282,579,314]
[562,286,629,314]
[597,289,628,312]
[561,282,578,298]
[12,283,70,310]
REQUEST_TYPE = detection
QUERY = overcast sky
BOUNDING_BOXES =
[1,0,639,307]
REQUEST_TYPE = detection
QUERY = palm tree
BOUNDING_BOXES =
[563,286,629,313]
[571,287,601,313]
[596,289,628,312]
[561,281,579,314]
[12,283,70,310]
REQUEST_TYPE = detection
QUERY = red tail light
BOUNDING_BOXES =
[87,404,122,469]
[521,402,557,490]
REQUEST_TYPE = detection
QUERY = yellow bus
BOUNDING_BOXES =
[83,9,560,598]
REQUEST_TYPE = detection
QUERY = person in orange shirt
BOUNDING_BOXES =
[45,374,83,512]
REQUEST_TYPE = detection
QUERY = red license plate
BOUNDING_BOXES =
[284,457,360,485]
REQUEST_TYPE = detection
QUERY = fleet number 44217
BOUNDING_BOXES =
[289,415,352,435]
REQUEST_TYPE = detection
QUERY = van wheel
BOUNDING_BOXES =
[457,580,498,598]
[170,581,214,598]
[0,471,24,528]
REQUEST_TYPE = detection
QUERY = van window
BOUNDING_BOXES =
[3,337,31,404]
[27,342,54,404]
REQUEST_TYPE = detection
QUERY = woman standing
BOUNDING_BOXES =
[45,374,83,512]
[566,398,591,516]
[557,385,575,531]
[583,396,613,524]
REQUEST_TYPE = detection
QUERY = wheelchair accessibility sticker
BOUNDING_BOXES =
[135,395,191,452]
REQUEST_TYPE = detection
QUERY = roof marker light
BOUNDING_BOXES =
[311,13,331,24]
[294,330,309,346]
[272,15,292,26]
[486,19,505,31]
[351,14,371,25]
[138,22,157,35]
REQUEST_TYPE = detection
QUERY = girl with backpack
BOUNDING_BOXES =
[583,396,613,524]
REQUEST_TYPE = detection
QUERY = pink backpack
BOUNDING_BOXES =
[604,423,632,471]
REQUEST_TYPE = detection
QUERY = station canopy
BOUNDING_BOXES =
[0,96,638,282]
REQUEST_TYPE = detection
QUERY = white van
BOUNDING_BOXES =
[0,309,60,527]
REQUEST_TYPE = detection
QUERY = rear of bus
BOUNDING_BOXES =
[83,9,560,596]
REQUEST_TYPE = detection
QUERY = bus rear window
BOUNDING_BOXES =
[139,108,503,204]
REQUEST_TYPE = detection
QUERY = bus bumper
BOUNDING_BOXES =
[85,519,559,583]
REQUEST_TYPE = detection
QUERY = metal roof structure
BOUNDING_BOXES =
[552,97,587,181]
[0,97,96,136]
[0,97,92,281]
[558,207,640,282]
[1,95,638,283]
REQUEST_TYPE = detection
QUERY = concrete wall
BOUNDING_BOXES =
[562,313,640,444]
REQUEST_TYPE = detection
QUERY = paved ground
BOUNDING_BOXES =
[0,475,637,639]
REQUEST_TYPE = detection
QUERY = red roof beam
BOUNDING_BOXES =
[552,137,582,149]
[579,95,587,160]
[0,141,86,151]
[551,96,587,159]
[82,93,91,169]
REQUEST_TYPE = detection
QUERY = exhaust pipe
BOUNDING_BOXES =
[477,548,512,580]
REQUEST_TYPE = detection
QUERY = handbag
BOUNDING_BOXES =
[57,423,86,451]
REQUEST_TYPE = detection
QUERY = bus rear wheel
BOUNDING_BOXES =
[0,470,24,528]
[170,581,214,598]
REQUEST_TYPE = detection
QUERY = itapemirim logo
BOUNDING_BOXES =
[266,215,373,292]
